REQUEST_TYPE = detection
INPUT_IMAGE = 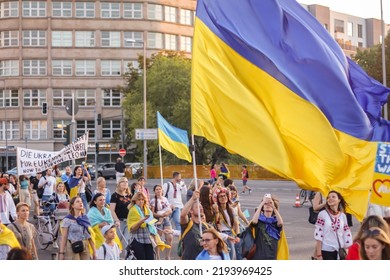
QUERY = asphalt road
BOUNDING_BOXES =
[34,178,359,260]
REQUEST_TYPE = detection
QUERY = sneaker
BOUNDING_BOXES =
[249,189,252,194]
[52,242,59,249]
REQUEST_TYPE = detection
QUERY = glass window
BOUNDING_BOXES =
[1,1,19,18]
[347,22,353,36]
[102,120,121,139]
[52,1,72,17]
[165,34,177,50]
[101,60,121,76]
[0,121,19,140]
[147,4,162,20]
[334,19,344,33]
[23,1,46,17]
[358,24,363,38]
[101,31,121,47]
[124,60,140,73]
[124,31,143,48]
[24,120,47,140]
[75,60,96,76]
[0,89,19,107]
[23,30,46,46]
[0,31,19,47]
[123,2,142,19]
[75,2,95,18]
[101,2,120,18]
[53,89,72,106]
[102,89,121,106]
[23,60,47,76]
[0,60,19,76]
[180,9,192,25]
[147,32,163,49]
[53,120,71,139]
[52,31,72,47]
[165,6,176,22]
[180,36,192,52]
[76,120,95,138]
[52,60,72,76]
[76,89,95,106]
[23,89,46,106]
[75,31,95,47]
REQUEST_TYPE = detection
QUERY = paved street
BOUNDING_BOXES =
[35,178,359,260]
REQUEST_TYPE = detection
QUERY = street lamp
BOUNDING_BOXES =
[0,79,8,171]
[125,38,147,179]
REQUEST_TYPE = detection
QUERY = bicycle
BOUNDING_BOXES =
[299,189,315,206]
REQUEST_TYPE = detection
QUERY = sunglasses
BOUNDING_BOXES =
[363,228,381,237]
[199,238,215,244]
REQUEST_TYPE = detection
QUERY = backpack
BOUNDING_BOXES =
[164,181,174,198]
[177,220,210,258]
[246,171,249,179]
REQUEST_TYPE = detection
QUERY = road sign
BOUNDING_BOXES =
[135,129,158,140]
[119,148,126,157]
[65,99,79,116]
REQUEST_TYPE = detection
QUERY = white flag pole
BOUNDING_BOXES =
[191,134,202,235]
[159,144,164,187]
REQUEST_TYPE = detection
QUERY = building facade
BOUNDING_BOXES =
[0,0,196,170]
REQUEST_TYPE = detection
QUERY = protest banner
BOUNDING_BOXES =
[371,142,390,206]
[17,132,89,175]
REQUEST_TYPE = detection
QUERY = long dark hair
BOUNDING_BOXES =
[216,189,234,228]
[199,186,213,223]
[326,190,347,212]
[153,184,162,213]
[89,192,105,208]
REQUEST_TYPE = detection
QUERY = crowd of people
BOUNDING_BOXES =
[1,162,390,260]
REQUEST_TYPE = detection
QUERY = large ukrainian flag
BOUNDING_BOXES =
[191,0,390,221]
[157,111,192,162]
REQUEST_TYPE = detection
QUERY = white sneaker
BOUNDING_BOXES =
[52,242,59,249]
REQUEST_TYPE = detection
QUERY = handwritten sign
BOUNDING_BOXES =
[17,132,89,175]
[371,143,390,206]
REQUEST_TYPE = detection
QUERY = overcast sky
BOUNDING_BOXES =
[299,0,390,23]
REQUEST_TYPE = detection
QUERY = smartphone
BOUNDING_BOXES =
[264,193,271,199]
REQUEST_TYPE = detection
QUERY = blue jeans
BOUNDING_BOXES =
[79,192,89,211]
[170,207,181,231]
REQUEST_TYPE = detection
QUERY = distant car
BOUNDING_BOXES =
[125,162,143,178]
[97,163,116,179]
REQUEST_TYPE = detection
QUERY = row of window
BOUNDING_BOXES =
[0,119,121,140]
[0,59,140,77]
[334,19,364,38]
[0,88,121,107]
[0,1,194,25]
[0,30,192,51]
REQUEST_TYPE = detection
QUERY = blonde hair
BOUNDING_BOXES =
[203,228,229,254]
[116,177,130,195]
[96,177,106,188]
[16,202,30,212]
[128,192,147,209]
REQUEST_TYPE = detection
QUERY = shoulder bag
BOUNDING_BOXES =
[326,210,346,260]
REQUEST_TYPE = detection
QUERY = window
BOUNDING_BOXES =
[52,60,72,76]
[102,89,121,106]
[75,2,95,18]
[23,1,46,17]
[75,60,95,76]
[148,4,162,20]
[165,6,176,22]
[77,120,95,138]
[124,31,143,48]
[358,42,363,47]
[180,36,192,52]
[0,89,19,107]
[180,9,192,25]
[76,89,95,106]
[53,89,72,106]
[23,60,47,76]
[24,120,47,140]
[101,60,121,76]
[0,31,19,47]
[23,30,46,46]
[101,2,120,18]
[124,60,140,73]
[124,3,142,19]
[75,31,95,47]
[347,22,353,36]
[0,121,19,140]
[1,1,19,18]
[23,89,46,106]
[52,2,72,17]
[165,34,177,50]
[52,31,72,47]
[334,19,344,33]
[102,120,121,138]
[147,32,163,49]
[53,120,71,139]
[358,24,363,38]
[0,60,19,76]
[101,31,120,47]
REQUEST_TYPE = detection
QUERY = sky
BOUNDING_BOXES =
[299,0,390,23]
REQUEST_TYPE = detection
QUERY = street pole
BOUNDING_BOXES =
[381,0,388,119]
[72,90,76,169]
[143,39,148,180]
[3,81,8,170]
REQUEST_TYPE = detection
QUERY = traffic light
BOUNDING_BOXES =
[97,114,102,125]
[95,143,99,154]
[42,102,48,115]
[64,124,71,145]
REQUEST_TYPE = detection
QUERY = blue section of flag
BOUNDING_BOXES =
[157,111,190,146]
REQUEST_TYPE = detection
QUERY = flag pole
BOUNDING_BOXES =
[191,134,202,235]
[158,144,164,187]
